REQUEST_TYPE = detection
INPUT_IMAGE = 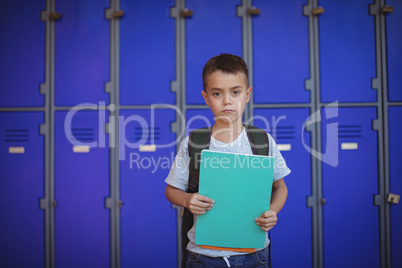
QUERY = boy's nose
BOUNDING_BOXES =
[223,95,233,106]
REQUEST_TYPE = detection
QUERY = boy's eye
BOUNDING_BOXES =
[213,92,221,97]
[233,90,240,95]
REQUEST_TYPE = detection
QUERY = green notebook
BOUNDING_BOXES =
[195,149,275,249]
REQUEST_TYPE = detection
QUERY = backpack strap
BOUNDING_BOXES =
[181,127,211,268]
[245,125,269,156]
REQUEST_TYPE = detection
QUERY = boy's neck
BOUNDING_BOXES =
[211,120,244,144]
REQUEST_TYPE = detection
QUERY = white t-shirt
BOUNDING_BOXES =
[165,128,291,257]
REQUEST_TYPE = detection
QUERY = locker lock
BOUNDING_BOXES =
[387,193,400,205]
[312,7,325,16]
[321,198,327,206]
[181,8,193,18]
[248,7,261,16]
[382,5,394,13]
[52,200,57,207]
[49,12,62,21]
[118,200,123,208]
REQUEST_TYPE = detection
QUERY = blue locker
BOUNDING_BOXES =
[321,107,379,267]
[254,108,312,268]
[186,0,242,105]
[55,110,110,268]
[389,107,402,268]
[385,0,402,102]
[186,109,215,135]
[253,0,310,104]
[120,0,175,105]
[318,0,376,103]
[0,112,44,267]
[0,1,45,107]
[55,0,109,106]
[120,109,177,267]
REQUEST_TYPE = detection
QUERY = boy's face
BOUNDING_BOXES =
[201,70,252,125]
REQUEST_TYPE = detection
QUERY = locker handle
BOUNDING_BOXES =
[111,10,125,19]
[118,200,123,208]
[52,200,57,207]
[49,12,62,21]
[387,193,400,205]
[321,198,327,205]
[312,7,324,15]
[181,8,193,18]
[248,7,260,16]
[382,5,394,13]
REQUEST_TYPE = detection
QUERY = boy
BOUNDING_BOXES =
[165,54,290,267]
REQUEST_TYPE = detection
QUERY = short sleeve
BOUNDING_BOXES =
[267,133,291,181]
[165,136,190,192]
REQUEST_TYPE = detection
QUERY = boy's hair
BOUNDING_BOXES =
[202,53,249,90]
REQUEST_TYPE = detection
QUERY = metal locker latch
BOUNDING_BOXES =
[382,5,394,13]
[248,7,260,15]
[321,198,327,205]
[52,200,57,207]
[118,200,123,208]
[312,7,324,16]
[387,193,400,205]
[181,8,193,18]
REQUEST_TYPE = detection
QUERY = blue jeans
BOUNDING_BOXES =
[186,247,270,268]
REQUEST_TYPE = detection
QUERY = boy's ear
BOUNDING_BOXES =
[201,90,210,107]
[245,87,253,103]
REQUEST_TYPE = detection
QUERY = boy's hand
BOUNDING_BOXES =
[255,210,277,232]
[187,193,214,215]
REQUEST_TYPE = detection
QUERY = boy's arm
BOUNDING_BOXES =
[165,184,214,215]
[255,178,288,231]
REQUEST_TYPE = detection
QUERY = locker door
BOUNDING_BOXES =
[389,107,402,268]
[120,0,175,105]
[0,112,44,267]
[254,108,312,268]
[55,0,109,106]
[186,0,242,104]
[120,109,177,267]
[318,0,376,103]
[385,0,402,102]
[322,107,379,267]
[186,109,215,135]
[253,0,309,104]
[55,110,110,268]
[0,1,45,107]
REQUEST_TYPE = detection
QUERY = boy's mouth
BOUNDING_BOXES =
[222,109,235,113]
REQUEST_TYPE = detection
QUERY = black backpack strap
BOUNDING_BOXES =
[181,127,211,268]
[245,125,269,156]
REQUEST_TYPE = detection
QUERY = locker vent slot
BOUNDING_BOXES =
[273,126,295,140]
[5,129,29,142]
[135,127,161,141]
[70,128,95,142]
[338,125,362,138]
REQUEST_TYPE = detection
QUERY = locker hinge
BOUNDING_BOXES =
[382,5,394,13]
[180,8,193,18]
[387,193,400,205]
[105,9,125,20]
[39,198,47,210]
[312,7,324,16]
[39,124,47,136]
[373,194,383,206]
[248,7,260,16]
[49,12,62,21]
[105,197,123,208]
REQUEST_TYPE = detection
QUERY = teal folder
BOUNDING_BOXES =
[195,149,275,249]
